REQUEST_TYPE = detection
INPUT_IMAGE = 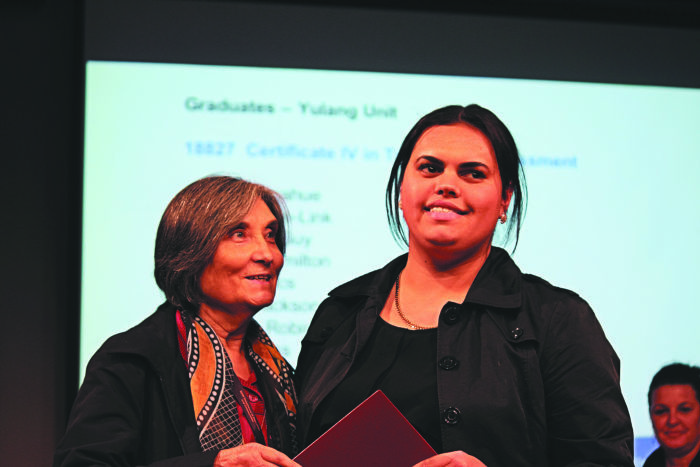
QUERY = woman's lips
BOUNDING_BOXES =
[245,274,273,281]
[424,205,467,221]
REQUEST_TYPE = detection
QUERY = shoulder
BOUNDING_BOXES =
[302,278,376,344]
[512,270,615,360]
[642,447,665,467]
[520,272,591,313]
[470,248,588,316]
[75,304,182,425]
[74,307,173,421]
[88,302,177,372]
[509,248,584,303]
[479,248,595,326]
[327,254,406,298]
[101,302,174,348]
[307,255,406,332]
[519,273,603,338]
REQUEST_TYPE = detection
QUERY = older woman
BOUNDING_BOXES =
[55,176,299,467]
[644,363,700,467]
[295,104,634,466]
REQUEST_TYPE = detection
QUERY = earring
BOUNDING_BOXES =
[499,213,507,224]
[399,199,403,210]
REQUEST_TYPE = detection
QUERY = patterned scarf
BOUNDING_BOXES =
[176,310,297,452]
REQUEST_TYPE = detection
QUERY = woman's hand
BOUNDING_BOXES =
[213,443,301,467]
[413,451,487,467]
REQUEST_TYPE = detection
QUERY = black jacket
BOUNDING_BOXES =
[54,303,296,467]
[643,447,700,467]
[296,247,634,467]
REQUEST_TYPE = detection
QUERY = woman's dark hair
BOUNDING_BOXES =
[386,104,527,250]
[648,363,700,407]
[154,175,287,312]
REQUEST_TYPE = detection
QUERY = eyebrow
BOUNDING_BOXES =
[232,219,278,229]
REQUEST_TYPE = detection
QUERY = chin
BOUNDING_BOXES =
[423,231,463,245]
[428,237,491,253]
[661,438,692,453]
[250,295,276,309]
[427,239,460,249]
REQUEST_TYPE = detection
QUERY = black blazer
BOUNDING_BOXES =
[296,247,634,467]
[54,303,296,467]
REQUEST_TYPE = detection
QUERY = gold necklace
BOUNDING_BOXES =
[394,271,435,330]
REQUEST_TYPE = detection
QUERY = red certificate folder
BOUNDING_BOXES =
[294,390,437,467]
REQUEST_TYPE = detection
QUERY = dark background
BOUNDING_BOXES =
[1,1,698,465]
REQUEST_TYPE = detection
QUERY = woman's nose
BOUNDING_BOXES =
[435,175,460,197]
[667,410,680,425]
[251,236,274,264]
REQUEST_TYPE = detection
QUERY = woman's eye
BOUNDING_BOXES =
[265,230,277,240]
[652,408,668,416]
[418,163,440,174]
[463,169,486,179]
[230,230,246,239]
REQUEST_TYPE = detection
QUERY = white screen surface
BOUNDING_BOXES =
[81,61,700,463]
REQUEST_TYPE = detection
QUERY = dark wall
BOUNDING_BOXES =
[1,1,698,465]
[1,1,81,465]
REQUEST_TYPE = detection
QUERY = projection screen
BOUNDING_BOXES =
[81,2,700,465]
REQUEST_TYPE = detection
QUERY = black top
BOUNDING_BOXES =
[297,248,634,466]
[307,317,441,451]
[54,303,298,467]
[643,447,700,467]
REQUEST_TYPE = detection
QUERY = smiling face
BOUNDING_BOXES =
[199,198,284,317]
[400,123,511,263]
[650,384,700,459]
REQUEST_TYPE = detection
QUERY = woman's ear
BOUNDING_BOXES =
[501,186,514,214]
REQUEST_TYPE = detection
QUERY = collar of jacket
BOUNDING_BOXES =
[327,246,522,310]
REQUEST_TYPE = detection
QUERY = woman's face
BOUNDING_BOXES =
[199,198,284,315]
[400,124,510,261]
[650,384,700,457]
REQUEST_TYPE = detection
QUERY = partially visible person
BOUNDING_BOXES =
[54,176,299,467]
[644,363,700,467]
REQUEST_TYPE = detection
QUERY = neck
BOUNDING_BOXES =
[198,303,254,379]
[379,244,489,330]
[388,247,487,322]
[404,242,491,290]
[666,442,700,467]
[198,303,252,342]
